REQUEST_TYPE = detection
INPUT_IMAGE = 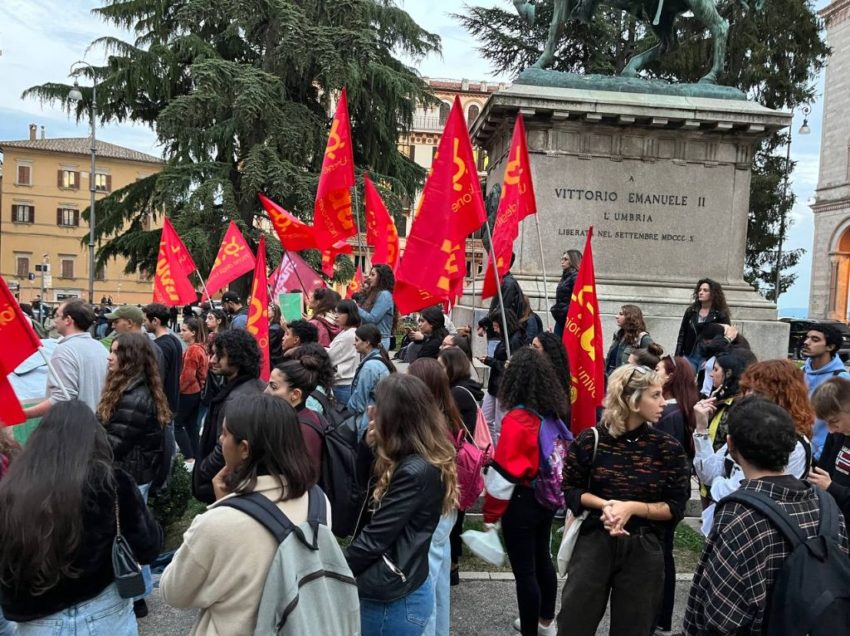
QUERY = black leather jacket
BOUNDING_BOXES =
[103,376,164,486]
[674,307,729,358]
[551,268,578,328]
[345,454,444,602]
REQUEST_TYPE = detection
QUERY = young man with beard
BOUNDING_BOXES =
[192,329,265,503]
[801,323,850,460]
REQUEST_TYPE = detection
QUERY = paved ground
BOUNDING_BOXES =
[139,575,694,635]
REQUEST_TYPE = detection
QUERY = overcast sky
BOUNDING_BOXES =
[0,0,830,313]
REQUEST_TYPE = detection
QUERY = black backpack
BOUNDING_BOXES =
[304,392,365,538]
[720,488,850,636]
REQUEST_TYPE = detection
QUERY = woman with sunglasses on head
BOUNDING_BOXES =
[557,365,690,636]
[0,401,161,635]
[693,358,813,535]
[345,374,458,635]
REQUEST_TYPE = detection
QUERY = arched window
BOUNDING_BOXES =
[467,104,480,127]
[439,101,451,126]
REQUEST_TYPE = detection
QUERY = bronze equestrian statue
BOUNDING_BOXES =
[512,0,762,84]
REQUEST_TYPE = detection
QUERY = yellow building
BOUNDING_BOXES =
[0,124,162,306]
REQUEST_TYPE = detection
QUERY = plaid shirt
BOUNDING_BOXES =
[683,476,848,635]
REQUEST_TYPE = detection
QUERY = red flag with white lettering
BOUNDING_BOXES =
[482,114,536,300]
[153,218,197,306]
[562,228,604,434]
[246,236,270,381]
[313,88,356,250]
[204,221,256,300]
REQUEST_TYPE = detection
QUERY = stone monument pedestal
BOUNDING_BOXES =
[455,83,791,360]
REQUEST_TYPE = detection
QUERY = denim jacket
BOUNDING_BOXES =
[347,350,391,436]
[357,290,394,340]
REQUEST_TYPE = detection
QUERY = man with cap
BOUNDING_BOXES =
[802,322,850,461]
[221,291,248,330]
[103,305,166,384]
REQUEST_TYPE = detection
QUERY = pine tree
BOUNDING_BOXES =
[24,0,440,288]
[457,0,827,298]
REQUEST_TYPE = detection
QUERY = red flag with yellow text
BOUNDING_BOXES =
[482,114,536,300]
[246,236,270,381]
[313,88,356,249]
[259,194,318,251]
[153,218,198,306]
[0,276,42,425]
[321,241,353,278]
[562,228,604,434]
[394,97,486,314]
[204,221,256,300]
[346,266,363,299]
[363,175,399,270]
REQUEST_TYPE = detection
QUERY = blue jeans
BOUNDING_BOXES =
[333,385,352,405]
[15,584,137,636]
[360,578,433,636]
[424,509,457,636]
[0,608,16,636]
[381,337,391,351]
[136,483,153,599]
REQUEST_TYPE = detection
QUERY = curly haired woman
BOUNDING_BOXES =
[605,304,653,376]
[357,264,397,350]
[693,358,813,534]
[675,278,731,371]
[483,347,571,636]
[557,365,690,636]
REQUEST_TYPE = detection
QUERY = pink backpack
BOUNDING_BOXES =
[457,385,493,452]
[455,427,488,510]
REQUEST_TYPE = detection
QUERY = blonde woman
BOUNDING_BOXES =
[345,374,458,636]
[557,365,690,636]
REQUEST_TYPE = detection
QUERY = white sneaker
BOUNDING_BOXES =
[512,617,556,635]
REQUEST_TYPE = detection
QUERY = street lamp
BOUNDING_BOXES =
[67,61,97,304]
[774,105,811,303]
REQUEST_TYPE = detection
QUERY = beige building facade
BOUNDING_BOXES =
[0,125,162,307]
[809,0,850,319]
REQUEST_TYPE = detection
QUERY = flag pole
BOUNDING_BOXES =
[483,219,512,358]
[281,247,310,297]
[533,215,552,331]
[352,180,367,270]
[195,269,213,305]
[38,347,70,400]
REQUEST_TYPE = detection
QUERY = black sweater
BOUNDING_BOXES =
[817,432,850,522]
[1,469,162,622]
[451,378,484,435]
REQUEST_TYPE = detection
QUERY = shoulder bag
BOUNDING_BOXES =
[556,426,599,578]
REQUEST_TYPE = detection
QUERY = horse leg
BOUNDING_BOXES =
[685,0,729,83]
[513,0,536,27]
[533,0,571,69]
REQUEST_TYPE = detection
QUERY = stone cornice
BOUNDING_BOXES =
[821,0,850,26]
[811,197,850,213]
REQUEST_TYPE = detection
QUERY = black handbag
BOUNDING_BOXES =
[112,499,146,599]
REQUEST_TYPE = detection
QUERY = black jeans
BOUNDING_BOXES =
[557,523,664,636]
[502,486,557,636]
[657,524,676,631]
[450,509,465,565]
[174,392,201,460]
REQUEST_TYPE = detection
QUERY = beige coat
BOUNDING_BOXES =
[160,476,330,636]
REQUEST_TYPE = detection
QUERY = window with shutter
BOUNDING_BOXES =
[16,165,31,185]
[61,259,75,279]
[95,266,106,281]
[57,208,79,227]
[59,170,79,189]
[12,205,34,224]
[467,104,480,127]
[95,173,110,192]
[16,257,30,279]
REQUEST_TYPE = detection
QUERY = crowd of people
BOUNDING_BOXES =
[1,262,850,636]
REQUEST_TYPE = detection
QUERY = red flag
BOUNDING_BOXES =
[0,277,41,425]
[394,97,486,313]
[246,236,270,381]
[313,88,356,249]
[320,241,353,278]
[346,266,363,298]
[0,276,42,372]
[271,251,326,298]
[562,228,604,434]
[153,219,198,306]
[482,114,537,300]
[259,194,318,251]
[204,222,256,300]
[363,175,400,270]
